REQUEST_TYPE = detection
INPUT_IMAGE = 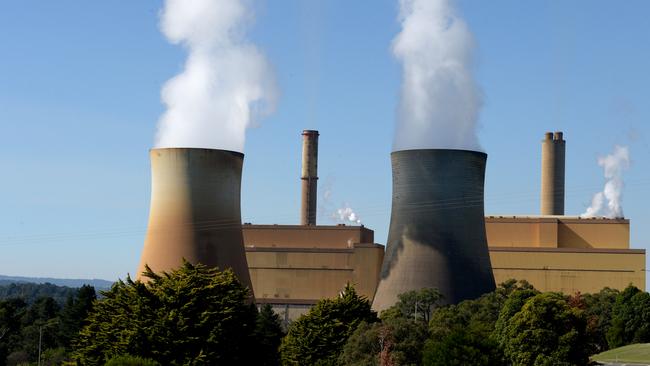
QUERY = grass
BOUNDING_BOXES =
[592,343,650,364]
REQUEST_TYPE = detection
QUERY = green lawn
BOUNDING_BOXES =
[592,343,650,364]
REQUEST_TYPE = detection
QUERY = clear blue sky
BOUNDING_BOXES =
[1,1,649,280]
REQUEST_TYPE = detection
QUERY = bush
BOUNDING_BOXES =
[72,262,258,365]
[280,284,377,365]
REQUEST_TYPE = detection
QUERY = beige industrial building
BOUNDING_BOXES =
[242,131,645,319]
[487,215,644,293]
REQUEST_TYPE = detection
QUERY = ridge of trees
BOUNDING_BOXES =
[3,266,650,365]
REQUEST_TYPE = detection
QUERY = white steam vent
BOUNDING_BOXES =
[582,145,630,218]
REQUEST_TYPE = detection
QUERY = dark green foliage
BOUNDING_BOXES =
[422,280,536,366]
[381,288,442,323]
[280,284,377,366]
[58,285,96,349]
[0,283,78,305]
[255,304,284,366]
[607,285,650,348]
[105,355,161,366]
[581,287,619,353]
[0,298,27,366]
[72,262,258,365]
[340,317,429,366]
[497,292,589,366]
[422,328,501,366]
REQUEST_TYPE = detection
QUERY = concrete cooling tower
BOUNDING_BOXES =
[372,149,495,312]
[136,148,253,292]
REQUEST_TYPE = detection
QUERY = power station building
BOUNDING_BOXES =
[242,131,645,318]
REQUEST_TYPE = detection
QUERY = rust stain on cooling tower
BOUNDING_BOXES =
[136,148,253,293]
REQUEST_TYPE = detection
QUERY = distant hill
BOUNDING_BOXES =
[0,274,114,290]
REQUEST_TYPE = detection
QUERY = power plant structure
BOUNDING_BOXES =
[241,131,644,320]
[541,131,566,215]
[136,148,253,292]
[371,149,496,312]
[136,132,645,321]
[301,130,319,226]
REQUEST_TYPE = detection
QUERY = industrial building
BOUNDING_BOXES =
[242,131,645,318]
[135,130,644,320]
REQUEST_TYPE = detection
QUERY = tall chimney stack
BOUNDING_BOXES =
[541,131,566,215]
[301,130,319,225]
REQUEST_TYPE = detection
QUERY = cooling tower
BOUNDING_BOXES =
[541,131,566,215]
[136,148,253,292]
[372,149,495,312]
[300,130,319,225]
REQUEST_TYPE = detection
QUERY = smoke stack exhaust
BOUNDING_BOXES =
[372,149,495,312]
[541,131,566,215]
[301,130,319,225]
[137,148,253,292]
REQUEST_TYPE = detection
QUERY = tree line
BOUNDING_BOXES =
[2,264,650,365]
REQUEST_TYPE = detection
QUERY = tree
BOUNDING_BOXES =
[339,317,429,366]
[579,287,619,353]
[58,285,96,349]
[607,285,650,348]
[382,289,442,323]
[255,304,284,366]
[280,284,377,366]
[497,292,589,366]
[422,328,501,366]
[72,261,258,365]
[0,299,27,366]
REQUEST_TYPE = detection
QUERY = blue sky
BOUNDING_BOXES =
[0,1,649,280]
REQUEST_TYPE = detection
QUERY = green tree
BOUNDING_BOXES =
[575,288,618,354]
[497,292,589,366]
[381,289,442,323]
[339,317,429,366]
[422,328,501,366]
[255,304,284,366]
[280,284,377,366]
[0,299,27,366]
[58,285,96,349]
[72,261,257,365]
[607,285,650,348]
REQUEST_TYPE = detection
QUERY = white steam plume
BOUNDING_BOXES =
[582,146,630,218]
[392,0,482,151]
[155,0,276,152]
[335,205,362,225]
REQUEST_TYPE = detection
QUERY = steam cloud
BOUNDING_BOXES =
[336,205,362,225]
[392,0,482,151]
[582,146,630,218]
[155,0,276,152]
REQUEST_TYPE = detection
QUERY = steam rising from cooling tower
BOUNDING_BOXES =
[582,146,630,218]
[155,0,276,152]
[392,0,482,151]
[373,0,494,311]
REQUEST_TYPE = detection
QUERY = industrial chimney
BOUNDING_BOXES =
[301,130,319,225]
[372,149,495,312]
[136,148,253,292]
[541,131,566,215]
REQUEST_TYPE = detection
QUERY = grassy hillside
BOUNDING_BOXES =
[592,343,650,364]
